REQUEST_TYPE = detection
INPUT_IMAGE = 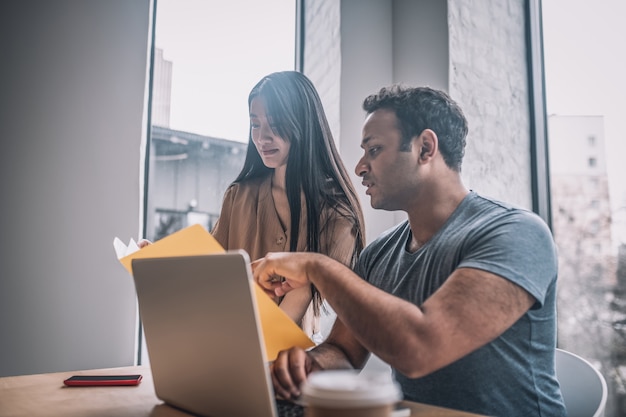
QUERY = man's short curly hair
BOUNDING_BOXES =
[362,85,468,172]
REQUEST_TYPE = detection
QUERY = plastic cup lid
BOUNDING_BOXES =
[301,370,402,408]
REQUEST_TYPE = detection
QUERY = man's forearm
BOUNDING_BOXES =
[308,341,365,371]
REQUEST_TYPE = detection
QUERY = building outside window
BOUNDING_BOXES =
[544,2,626,415]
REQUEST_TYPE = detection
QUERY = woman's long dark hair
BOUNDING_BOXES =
[233,71,365,315]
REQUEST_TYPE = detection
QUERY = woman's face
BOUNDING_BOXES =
[249,97,290,169]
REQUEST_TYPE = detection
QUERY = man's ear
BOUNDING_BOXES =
[418,129,438,161]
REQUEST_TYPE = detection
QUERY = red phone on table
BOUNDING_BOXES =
[63,374,142,387]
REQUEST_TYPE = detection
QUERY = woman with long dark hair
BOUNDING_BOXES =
[211,71,365,341]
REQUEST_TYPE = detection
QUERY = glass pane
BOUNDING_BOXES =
[141,0,296,364]
[543,2,626,416]
[147,0,296,242]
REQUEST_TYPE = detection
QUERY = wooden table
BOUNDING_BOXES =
[0,366,484,417]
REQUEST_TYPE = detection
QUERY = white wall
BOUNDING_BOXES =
[392,0,449,91]
[449,0,533,209]
[306,0,449,243]
[339,0,397,242]
[0,0,151,376]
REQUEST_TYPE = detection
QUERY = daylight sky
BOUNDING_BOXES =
[154,0,295,142]
[542,0,626,241]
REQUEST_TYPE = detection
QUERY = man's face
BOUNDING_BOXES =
[355,109,420,210]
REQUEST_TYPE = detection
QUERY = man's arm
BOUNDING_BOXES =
[270,317,370,399]
[309,317,371,370]
[254,252,535,378]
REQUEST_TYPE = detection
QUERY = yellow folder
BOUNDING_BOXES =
[117,224,314,361]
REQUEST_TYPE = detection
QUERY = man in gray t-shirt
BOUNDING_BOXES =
[253,85,566,417]
[355,192,564,416]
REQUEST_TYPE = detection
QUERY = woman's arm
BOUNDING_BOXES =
[277,285,313,326]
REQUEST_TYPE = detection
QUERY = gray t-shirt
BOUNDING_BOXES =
[355,192,566,417]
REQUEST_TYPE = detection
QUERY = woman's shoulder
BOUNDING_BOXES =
[225,175,271,198]
[317,180,362,229]
[320,198,357,223]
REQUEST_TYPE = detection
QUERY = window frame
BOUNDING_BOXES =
[525,0,553,229]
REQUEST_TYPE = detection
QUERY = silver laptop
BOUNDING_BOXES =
[131,250,303,417]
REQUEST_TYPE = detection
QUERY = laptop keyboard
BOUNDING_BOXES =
[276,399,304,417]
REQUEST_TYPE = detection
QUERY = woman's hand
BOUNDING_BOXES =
[137,239,152,249]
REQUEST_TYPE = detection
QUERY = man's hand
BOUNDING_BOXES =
[252,252,320,297]
[270,347,323,400]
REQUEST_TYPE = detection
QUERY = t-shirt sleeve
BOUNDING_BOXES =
[458,210,558,308]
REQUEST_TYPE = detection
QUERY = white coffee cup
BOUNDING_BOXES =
[301,370,402,417]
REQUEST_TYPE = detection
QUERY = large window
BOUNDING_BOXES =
[146,0,297,242]
[142,0,297,362]
[543,2,626,416]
